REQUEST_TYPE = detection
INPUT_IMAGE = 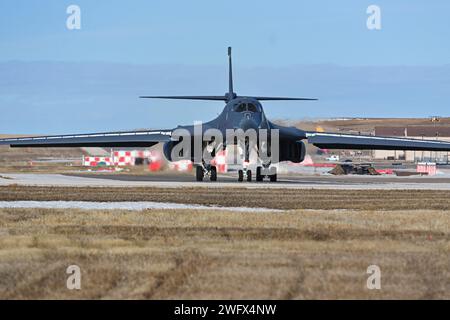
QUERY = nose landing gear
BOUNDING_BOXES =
[237,168,252,182]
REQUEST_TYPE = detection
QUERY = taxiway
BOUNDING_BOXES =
[2,172,450,190]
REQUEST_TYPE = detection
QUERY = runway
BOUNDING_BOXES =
[2,172,450,189]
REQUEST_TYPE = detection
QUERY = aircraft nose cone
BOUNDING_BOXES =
[239,118,258,131]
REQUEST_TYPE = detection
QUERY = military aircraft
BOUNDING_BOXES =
[2,47,450,182]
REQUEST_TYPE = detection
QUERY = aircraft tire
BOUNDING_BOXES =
[210,166,217,181]
[238,170,244,182]
[196,166,204,182]
[256,167,263,181]
[247,170,252,182]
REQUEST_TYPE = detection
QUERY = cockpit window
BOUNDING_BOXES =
[234,103,247,112]
[247,103,258,112]
[233,102,259,112]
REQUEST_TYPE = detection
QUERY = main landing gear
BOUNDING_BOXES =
[256,166,277,182]
[195,162,277,183]
[196,164,217,182]
[237,166,277,182]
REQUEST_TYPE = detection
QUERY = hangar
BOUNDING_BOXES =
[373,126,450,162]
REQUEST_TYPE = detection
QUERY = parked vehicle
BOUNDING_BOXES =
[326,155,340,161]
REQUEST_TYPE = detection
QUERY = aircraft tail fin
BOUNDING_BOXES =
[140,47,317,103]
[140,47,237,102]
[227,47,236,101]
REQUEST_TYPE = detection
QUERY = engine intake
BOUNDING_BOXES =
[279,140,306,163]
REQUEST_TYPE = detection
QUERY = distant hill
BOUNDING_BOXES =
[0,61,449,134]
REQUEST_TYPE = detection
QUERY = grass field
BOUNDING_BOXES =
[0,143,84,174]
[4,185,450,211]
[0,208,448,299]
[0,186,448,299]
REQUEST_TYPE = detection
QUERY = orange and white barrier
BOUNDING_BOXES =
[417,162,437,176]
[211,150,228,173]
[83,149,193,173]
[147,150,163,171]
[84,150,149,167]
[170,160,193,172]
[113,151,134,166]
[83,156,114,167]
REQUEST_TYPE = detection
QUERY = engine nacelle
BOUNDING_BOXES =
[163,139,196,162]
[279,140,306,163]
[163,141,180,162]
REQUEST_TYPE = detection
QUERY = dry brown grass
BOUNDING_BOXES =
[4,186,450,211]
[0,144,84,174]
[0,145,82,162]
[290,117,450,133]
[0,207,448,299]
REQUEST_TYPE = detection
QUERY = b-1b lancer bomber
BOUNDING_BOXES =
[2,47,450,182]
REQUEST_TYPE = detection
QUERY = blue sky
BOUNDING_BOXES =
[1,0,449,66]
[0,1,449,133]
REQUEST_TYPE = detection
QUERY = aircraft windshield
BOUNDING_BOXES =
[247,103,258,112]
[234,102,260,112]
[234,103,247,112]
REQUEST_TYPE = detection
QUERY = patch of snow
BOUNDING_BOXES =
[0,201,280,212]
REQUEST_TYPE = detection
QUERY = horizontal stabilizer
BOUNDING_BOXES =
[140,95,317,101]
[140,96,227,101]
[253,96,317,101]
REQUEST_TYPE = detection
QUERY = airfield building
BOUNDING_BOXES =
[373,126,450,163]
